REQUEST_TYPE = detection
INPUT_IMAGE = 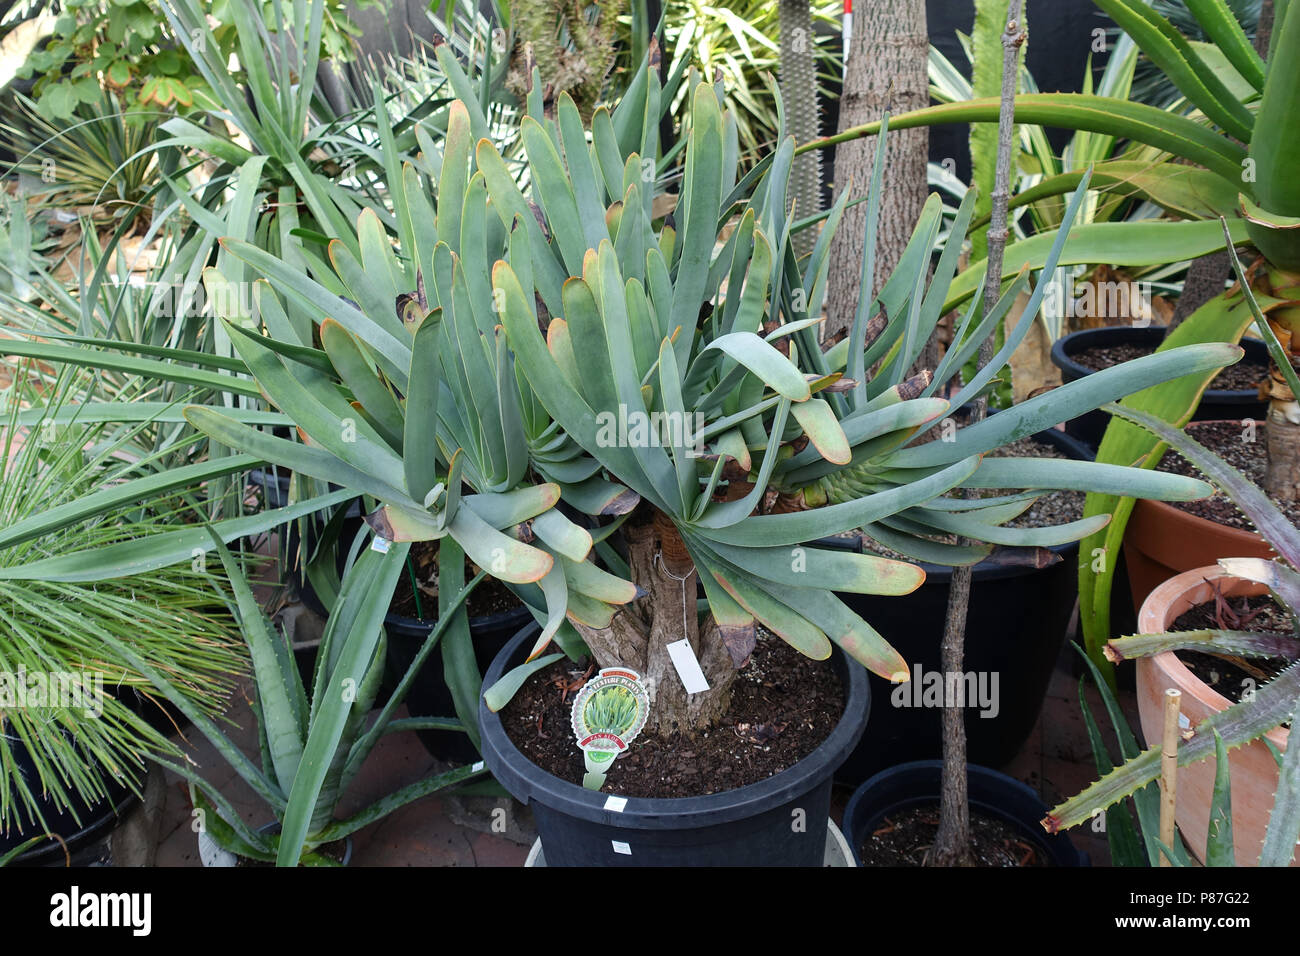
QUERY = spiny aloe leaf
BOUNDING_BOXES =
[1105,627,1300,663]
[1044,661,1300,832]
[1217,557,1300,614]
[1106,403,1300,568]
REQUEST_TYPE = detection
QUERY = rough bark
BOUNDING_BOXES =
[568,509,737,734]
[1257,0,1275,57]
[1266,416,1300,500]
[823,0,929,344]
[780,0,823,257]
[1167,251,1230,334]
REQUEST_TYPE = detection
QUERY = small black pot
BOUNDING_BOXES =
[826,425,1090,783]
[385,603,533,764]
[1050,326,1268,448]
[842,760,1086,866]
[480,624,871,866]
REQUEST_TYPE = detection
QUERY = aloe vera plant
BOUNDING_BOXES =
[110,535,492,866]
[1044,402,1300,866]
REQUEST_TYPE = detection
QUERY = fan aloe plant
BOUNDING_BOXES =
[165,51,1243,734]
[1044,401,1300,866]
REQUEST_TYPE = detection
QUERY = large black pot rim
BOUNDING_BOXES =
[813,422,1089,584]
[9,785,138,866]
[842,759,1085,866]
[4,683,169,864]
[1051,326,1267,405]
[383,601,533,638]
[479,623,870,832]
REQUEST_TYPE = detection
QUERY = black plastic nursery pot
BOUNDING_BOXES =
[1050,326,1268,448]
[479,624,871,866]
[1,722,138,866]
[385,603,533,764]
[826,425,1091,783]
[842,760,1085,866]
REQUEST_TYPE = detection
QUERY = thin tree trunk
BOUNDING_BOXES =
[1255,0,1300,500]
[929,0,1024,868]
[823,0,928,345]
[781,0,823,257]
[1166,251,1229,334]
[1257,0,1275,57]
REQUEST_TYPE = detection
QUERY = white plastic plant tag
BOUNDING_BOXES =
[603,795,628,812]
[611,841,632,855]
[571,667,650,791]
[665,639,710,694]
[370,536,392,554]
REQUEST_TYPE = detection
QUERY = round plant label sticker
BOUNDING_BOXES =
[571,668,649,790]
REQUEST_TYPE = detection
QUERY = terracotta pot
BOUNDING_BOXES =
[1136,565,1293,866]
[1123,423,1276,615]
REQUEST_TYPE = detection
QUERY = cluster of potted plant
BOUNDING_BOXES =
[4,0,1298,871]
[150,29,1232,863]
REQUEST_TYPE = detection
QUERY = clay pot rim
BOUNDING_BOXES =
[1132,416,1274,550]
[1133,495,1276,546]
[1137,563,1289,748]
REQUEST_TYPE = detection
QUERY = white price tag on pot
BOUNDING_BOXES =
[603,795,627,813]
[665,639,710,694]
[611,840,632,855]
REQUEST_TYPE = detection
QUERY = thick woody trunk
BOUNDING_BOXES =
[568,509,738,734]
[823,0,929,345]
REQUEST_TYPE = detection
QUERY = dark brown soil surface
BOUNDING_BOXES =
[1153,420,1300,530]
[499,627,845,798]
[857,805,1047,866]
[1168,592,1292,705]
[391,540,520,621]
[1073,342,1265,391]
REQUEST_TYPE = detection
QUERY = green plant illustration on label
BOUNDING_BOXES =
[571,667,650,791]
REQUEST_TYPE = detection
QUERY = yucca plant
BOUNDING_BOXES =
[165,51,1241,734]
[0,90,162,225]
[1045,400,1300,866]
